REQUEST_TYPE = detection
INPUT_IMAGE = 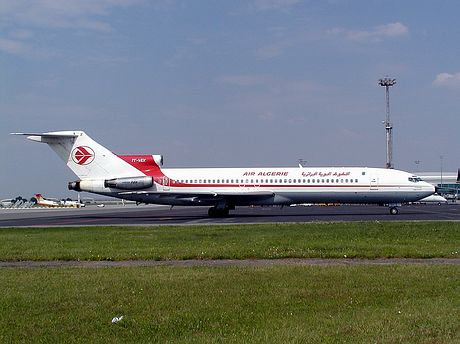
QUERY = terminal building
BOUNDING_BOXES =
[417,171,460,200]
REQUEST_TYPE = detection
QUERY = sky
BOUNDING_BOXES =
[1,0,459,199]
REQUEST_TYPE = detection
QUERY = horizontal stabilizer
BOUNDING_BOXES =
[11,132,78,143]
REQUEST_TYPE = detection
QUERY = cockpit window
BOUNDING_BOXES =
[408,176,423,183]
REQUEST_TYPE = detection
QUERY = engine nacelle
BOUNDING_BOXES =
[68,180,105,193]
[104,176,153,190]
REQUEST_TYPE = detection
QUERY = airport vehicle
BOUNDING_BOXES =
[13,131,434,216]
[416,194,448,205]
[34,194,84,208]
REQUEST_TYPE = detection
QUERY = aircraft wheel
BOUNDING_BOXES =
[208,207,217,217]
[389,207,399,215]
[208,207,229,217]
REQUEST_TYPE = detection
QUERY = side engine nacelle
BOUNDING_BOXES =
[68,180,105,193]
[104,176,153,190]
[69,176,153,192]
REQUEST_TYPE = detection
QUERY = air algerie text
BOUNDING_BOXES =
[243,171,289,176]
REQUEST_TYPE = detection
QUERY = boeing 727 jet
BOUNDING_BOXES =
[13,131,434,216]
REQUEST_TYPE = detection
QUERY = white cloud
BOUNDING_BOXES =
[0,0,144,57]
[217,75,271,87]
[9,30,34,40]
[376,22,409,37]
[328,22,409,42]
[253,0,301,11]
[218,74,320,94]
[0,0,142,32]
[254,41,291,59]
[0,38,30,55]
[433,72,460,89]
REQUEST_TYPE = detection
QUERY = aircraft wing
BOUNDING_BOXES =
[119,190,275,204]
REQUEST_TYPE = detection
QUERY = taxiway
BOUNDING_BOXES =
[0,203,459,227]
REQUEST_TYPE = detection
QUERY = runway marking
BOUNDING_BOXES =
[1,258,459,268]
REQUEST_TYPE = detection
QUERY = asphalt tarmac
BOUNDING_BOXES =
[0,203,459,227]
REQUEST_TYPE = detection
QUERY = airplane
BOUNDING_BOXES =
[12,130,435,216]
[34,194,84,208]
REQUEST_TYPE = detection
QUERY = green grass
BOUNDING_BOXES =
[0,265,458,343]
[0,222,459,261]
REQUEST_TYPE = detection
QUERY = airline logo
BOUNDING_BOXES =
[72,146,95,165]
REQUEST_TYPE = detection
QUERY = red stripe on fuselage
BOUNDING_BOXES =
[118,155,166,184]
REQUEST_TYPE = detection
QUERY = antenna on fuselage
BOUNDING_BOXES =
[298,159,308,168]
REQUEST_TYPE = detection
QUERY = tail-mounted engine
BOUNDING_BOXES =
[104,176,153,190]
[69,176,153,192]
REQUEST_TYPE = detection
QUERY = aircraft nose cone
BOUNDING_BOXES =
[426,183,435,195]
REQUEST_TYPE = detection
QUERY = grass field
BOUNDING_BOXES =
[0,222,458,343]
[0,221,459,261]
[0,265,458,343]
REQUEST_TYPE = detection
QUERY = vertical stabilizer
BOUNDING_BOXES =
[12,131,144,180]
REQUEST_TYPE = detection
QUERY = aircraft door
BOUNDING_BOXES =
[162,177,170,191]
[370,176,379,190]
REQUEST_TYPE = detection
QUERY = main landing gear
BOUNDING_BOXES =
[208,206,229,217]
[389,206,399,215]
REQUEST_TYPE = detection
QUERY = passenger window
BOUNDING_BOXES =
[355,179,358,183]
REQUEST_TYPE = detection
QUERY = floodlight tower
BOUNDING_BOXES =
[379,77,396,169]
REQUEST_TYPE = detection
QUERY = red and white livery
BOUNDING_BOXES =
[13,131,434,216]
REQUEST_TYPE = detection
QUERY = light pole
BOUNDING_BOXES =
[440,155,444,187]
[414,160,421,173]
[379,77,396,169]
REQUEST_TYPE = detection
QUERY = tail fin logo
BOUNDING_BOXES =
[71,146,95,165]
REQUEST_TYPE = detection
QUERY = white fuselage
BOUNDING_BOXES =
[94,166,434,207]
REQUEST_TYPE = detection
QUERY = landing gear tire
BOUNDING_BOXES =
[208,207,229,218]
[389,207,399,215]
